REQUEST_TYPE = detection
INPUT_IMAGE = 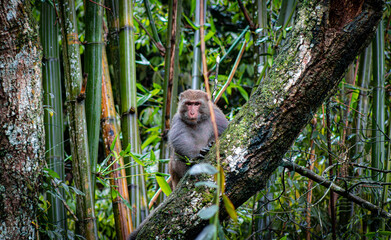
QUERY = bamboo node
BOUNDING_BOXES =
[67,33,81,45]
[119,25,134,33]
[83,41,105,45]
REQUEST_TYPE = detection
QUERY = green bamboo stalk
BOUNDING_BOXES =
[253,0,297,90]
[371,20,385,184]
[41,1,67,237]
[84,0,104,190]
[118,0,149,227]
[105,0,121,105]
[347,49,371,235]
[58,0,98,238]
[191,0,203,89]
[355,45,372,172]
[255,0,267,81]
[276,0,296,28]
[370,20,385,233]
[143,0,162,44]
[374,19,388,212]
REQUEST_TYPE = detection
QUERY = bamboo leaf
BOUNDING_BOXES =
[156,174,172,196]
[188,163,218,175]
[204,31,215,42]
[219,166,225,193]
[141,133,159,150]
[110,134,118,151]
[195,181,218,188]
[137,93,152,107]
[44,168,60,179]
[222,194,237,222]
[182,13,199,30]
[70,186,85,196]
[197,205,218,220]
[60,182,69,194]
[128,151,146,167]
[136,53,151,65]
[195,224,216,240]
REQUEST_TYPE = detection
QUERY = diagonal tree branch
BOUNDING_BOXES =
[133,1,384,239]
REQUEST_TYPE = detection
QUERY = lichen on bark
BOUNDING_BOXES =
[0,0,44,239]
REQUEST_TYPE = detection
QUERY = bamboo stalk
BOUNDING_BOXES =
[84,0,104,190]
[355,45,372,171]
[157,0,183,205]
[372,20,387,233]
[41,1,67,237]
[326,103,336,240]
[105,0,121,105]
[101,46,133,239]
[58,0,98,238]
[371,20,385,186]
[118,0,149,227]
[306,117,317,240]
[143,0,162,44]
[191,0,204,89]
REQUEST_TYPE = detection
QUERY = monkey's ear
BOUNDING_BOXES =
[179,92,184,101]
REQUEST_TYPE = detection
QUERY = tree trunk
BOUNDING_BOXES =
[133,0,384,239]
[0,1,44,239]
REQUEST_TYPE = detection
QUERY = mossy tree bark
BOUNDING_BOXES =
[134,0,384,239]
[0,1,44,239]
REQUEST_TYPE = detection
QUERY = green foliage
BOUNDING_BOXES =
[34,0,391,239]
[95,188,116,240]
[38,167,80,239]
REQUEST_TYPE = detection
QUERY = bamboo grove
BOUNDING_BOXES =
[16,0,391,239]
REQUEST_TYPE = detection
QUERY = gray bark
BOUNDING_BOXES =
[0,1,44,239]
[134,0,384,239]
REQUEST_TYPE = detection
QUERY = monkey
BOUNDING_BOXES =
[168,89,228,189]
[128,90,228,240]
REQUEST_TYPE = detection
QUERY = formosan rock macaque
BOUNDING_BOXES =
[128,90,228,240]
[168,89,228,189]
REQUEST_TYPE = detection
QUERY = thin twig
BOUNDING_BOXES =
[281,159,391,219]
[236,0,256,30]
[44,163,78,221]
[134,16,165,56]
[87,0,111,11]
[350,163,391,173]
[214,41,247,103]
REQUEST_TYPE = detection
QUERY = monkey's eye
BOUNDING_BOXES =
[194,102,200,106]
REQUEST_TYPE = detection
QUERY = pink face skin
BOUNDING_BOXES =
[185,101,201,120]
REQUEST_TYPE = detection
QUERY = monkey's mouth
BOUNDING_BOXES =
[187,114,198,120]
[186,117,198,124]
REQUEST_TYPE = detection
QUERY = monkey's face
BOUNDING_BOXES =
[180,99,208,125]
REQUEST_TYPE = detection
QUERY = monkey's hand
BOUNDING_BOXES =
[197,141,215,159]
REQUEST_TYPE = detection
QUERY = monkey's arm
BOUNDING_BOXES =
[213,106,228,136]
